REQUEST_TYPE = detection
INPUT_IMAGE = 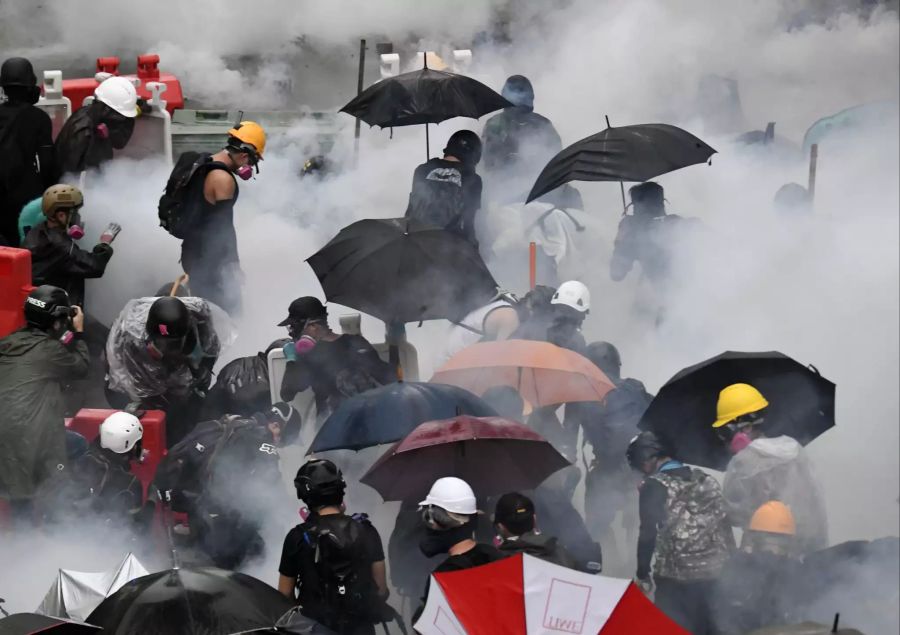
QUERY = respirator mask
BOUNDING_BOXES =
[65,208,85,240]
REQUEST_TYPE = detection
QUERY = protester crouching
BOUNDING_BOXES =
[493,491,580,570]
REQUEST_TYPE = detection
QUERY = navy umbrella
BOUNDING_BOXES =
[638,351,835,470]
[526,123,716,203]
[308,382,498,453]
[0,614,100,634]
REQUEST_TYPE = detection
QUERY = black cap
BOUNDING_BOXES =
[494,492,535,535]
[278,296,327,327]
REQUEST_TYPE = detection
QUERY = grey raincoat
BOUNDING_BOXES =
[0,327,89,500]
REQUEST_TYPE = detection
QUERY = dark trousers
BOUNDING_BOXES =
[655,577,719,635]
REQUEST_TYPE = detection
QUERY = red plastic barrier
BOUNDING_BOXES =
[65,408,167,502]
[0,247,34,339]
[61,54,185,115]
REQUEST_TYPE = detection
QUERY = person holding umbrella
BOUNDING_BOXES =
[609,181,698,288]
[713,382,829,553]
[627,431,734,635]
[279,296,395,420]
[404,130,484,247]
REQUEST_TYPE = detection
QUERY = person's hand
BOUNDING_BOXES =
[635,577,655,597]
[99,222,122,244]
[282,341,298,362]
[71,306,84,332]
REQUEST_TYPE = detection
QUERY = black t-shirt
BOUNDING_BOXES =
[280,334,394,415]
[279,513,386,580]
[433,542,503,574]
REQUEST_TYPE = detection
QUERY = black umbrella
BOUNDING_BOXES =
[638,351,836,470]
[231,607,337,634]
[340,57,511,156]
[0,614,100,634]
[307,217,498,325]
[526,123,716,203]
[308,382,498,453]
[86,566,293,635]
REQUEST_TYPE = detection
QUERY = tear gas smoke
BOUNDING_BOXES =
[1,1,897,632]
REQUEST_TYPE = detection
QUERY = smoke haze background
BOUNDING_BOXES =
[1,0,898,631]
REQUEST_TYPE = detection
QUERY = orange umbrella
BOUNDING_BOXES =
[431,339,614,407]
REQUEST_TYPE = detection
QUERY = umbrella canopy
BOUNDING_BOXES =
[307,217,498,324]
[415,553,688,634]
[340,66,511,128]
[526,123,716,203]
[308,382,498,453]
[0,614,100,634]
[230,607,337,634]
[86,566,293,635]
[432,339,615,408]
[37,553,149,622]
[361,415,570,501]
[747,623,863,635]
[638,351,836,470]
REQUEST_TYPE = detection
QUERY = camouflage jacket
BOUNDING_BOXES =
[651,468,735,580]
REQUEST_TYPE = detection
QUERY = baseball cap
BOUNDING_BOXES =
[277,296,327,327]
[494,492,535,534]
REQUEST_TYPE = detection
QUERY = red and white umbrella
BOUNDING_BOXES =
[414,553,688,635]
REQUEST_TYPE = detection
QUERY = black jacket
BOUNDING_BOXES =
[0,101,57,246]
[405,158,482,245]
[23,220,113,309]
[54,102,133,176]
[499,531,580,570]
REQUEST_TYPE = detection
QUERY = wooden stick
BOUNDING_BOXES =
[529,241,537,289]
[808,143,819,202]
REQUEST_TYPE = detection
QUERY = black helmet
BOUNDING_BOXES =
[294,459,346,507]
[586,341,622,380]
[629,182,665,216]
[444,130,482,166]
[267,402,302,445]
[626,431,669,470]
[24,285,73,330]
[501,74,534,109]
[1,57,37,88]
[146,297,191,339]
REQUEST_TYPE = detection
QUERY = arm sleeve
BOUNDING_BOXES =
[62,243,114,279]
[50,336,91,381]
[610,217,637,282]
[280,360,311,402]
[278,529,302,578]
[636,478,667,579]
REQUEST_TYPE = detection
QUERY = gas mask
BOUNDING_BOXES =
[235,164,254,181]
[716,421,755,455]
[65,209,85,240]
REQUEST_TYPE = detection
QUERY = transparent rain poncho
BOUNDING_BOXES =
[723,435,829,553]
[105,297,235,403]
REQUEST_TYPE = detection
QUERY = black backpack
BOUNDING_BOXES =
[299,514,388,630]
[158,151,222,238]
[214,353,271,415]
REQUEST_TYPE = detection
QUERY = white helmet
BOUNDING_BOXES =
[551,280,590,313]
[94,76,138,118]
[100,412,143,454]
[418,477,478,515]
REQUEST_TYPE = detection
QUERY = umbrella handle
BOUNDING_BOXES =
[807,363,821,376]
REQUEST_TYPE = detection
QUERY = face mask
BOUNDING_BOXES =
[235,164,254,181]
[730,431,753,454]
[95,122,110,139]
[418,520,475,557]
[66,211,85,240]
[295,334,316,354]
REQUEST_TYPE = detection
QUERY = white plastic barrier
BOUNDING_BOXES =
[452,49,473,74]
[113,81,172,165]
[36,70,72,139]
[380,53,400,80]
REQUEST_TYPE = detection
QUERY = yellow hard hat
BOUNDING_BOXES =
[749,501,796,535]
[712,382,769,428]
[227,120,266,158]
[42,184,84,216]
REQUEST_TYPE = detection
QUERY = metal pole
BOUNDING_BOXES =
[353,38,366,167]
[425,124,430,159]
[606,115,628,213]
[808,143,818,202]
[529,241,537,289]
